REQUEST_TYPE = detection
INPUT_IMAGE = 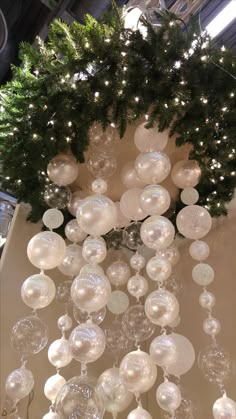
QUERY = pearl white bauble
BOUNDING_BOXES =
[69,323,106,363]
[98,367,133,413]
[189,240,210,261]
[140,185,170,215]
[213,395,236,419]
[91,178,108,194]
[171,160,201,189]
[57,314,73,332]
[127,274,148,299]
[58,244,85,277]
[47,153,78,186]
[5,367,34,401]
[27,231,66,270]
[157,245,180,267]
[176,205,212,240]
[65,219,87,243]
[67,190,87,217]
[106,260,131,287]
[180,187,199,205]
[107,290,129,314]
[140,216,175,250]
[145,290,179,326]
[42,412,60,419]
[149,334,178,368]
[192,263,214,286]
[146,256,172,282]
[130,252,146,271]
[44,373,66,402]
[82,236,107,264]
[156,381,181,412]
[199,291,216,310]
[203,317,221,337]
[21,273,56,309]
[135,151,171,184]
[121,161,147,189]
[42,209,64,230]
[119,350,157,393]
[120,188,147,221]
[127,406,153,419]
[48,338,72,368]
[134,122,169,152]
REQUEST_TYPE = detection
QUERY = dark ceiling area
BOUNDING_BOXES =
[0,0,235,83]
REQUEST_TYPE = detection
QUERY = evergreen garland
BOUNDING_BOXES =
[0,9,235,225]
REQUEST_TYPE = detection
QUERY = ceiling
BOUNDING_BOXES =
[0,0,235,83]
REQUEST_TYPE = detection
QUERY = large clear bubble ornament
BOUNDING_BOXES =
[122,305,155,343]
[87,151,116,178]
[44,183,72,209]
[89,122,116,150]
[56,280,73,305]
[123,222,143,250]
[198,344,233,385]
[55,375,105,419]
[73,306,106,325]
[11,316,48,355]
[104,320,133,358]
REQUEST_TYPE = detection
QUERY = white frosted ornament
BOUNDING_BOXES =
[27,231,66,270]
[65,219,87,243]
[199,291,216,310]
[67,190,87,216]
[57,314,73,332]
[47,153,78,186]
[149,334,178,368]
[145,290,179,327]
[213,395,236,419]
[106,260,131,287]
[21,273,56,309]
[107,290,129,314]
[146,256,172,282]
[127,274,148,299]
[120,188,147,221]
[69,323,106,363]
[130,252,146,271]
[156,381,181,412]
[157,245,180,267]
[121,161,147,189]
[43,412,60,419]
[171,160,201,189]
[42,209,64,230]
[189,240,210,261]
[98,367,133,413]
[181,187,199,205]
[134,122,169,152]
[176,205,212,239]
[80,263,104,276]
[76,194,117,235]
[119,350,157,393]
[71,271,111,312]
[48,338,72,368]
[203,317,221,336]
[44,373,66,402]
[135,151,171,184]
[127,406,153,419]
[161,333,195,376]
[192,263,214,286]
[140,216,175,250]
[82,236,107,264]
[91,178,108,194]
[140,185,171,215]
[5,367,34,401]
[114,201,130,227]
[58,244,85,277]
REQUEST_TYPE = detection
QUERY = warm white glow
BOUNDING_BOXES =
[205,1,236,38]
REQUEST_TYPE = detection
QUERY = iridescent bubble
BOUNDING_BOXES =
[104,321,133,358]
[122,305,155,342]
[73,306,106,325]
[198,344,233,385]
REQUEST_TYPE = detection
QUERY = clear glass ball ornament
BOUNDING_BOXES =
[121,161,147,189]
[189,240,210,261]
[57,314,73,332]
[180,187,199,205]
[171,160,201,189]
[87,151,116,178]
[47,153,78,186]
[164,275,183,298]
[105,229,124,250]
[140,216,175,250]
[69,323,106,363]
[106,260,131,287]
[176,205,212,240]
[198,344,233,385]
[5,367,34,401]
[44,183,72,209]
[127,274,149,299]
[58,244,85,277]
[56,280,73,305]
[156,381,182,412]
[146,256,172,282]
[76,195,117,236]
[134,122,169,152]
[120,188,147,221]
[135,151,171,184]
[107,290,129,315]
[140,185,171,216]
[199,291,216,310]
[48,338,72,368]
[123,222,143,250]
[91,178,108,194]
[89,122,116,149]
[145,290,179,327]
[67,190,87,217]
[157,245,180,267]
[98,367,133,413]
[119,350,157,393]
[127,406,153,419]
[65,219,87,243]
[27,231,66,270]
[42,209,64,230]
[73,306,106,325]
[55,375,105,419]
[122,305,155,342]
[213,396,236,419]
[21,273,56,309]
[71,271,111,312]
[44,373,66,402]
[82,236,107,264]
[192,263,214,286]
[203,317,221,337]
[130,252,146,271]
[104,320,133,358]
[11,316,48,355]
